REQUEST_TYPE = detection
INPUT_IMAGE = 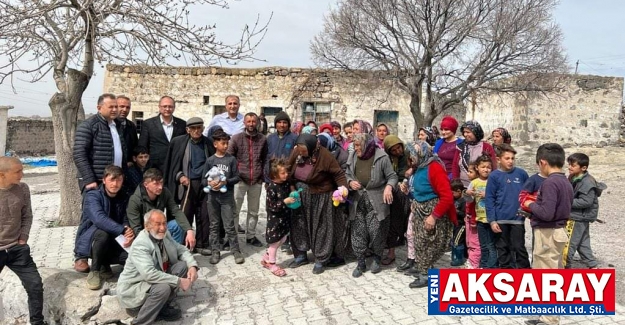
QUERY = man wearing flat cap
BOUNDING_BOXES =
[164,117,216,253]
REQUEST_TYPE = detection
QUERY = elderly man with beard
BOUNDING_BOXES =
[229,112,268,246]
[118,209,198,325]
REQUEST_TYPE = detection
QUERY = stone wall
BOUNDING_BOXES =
[472,75,624,147]
[104,65,465,142]
[6,118,55,156]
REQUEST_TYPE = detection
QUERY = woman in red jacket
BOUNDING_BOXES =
[451,120,497,187]
[403,140,457,288]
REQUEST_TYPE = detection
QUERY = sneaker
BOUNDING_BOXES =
[233,251,245,264]
[100,265,114,280]
[87,271,102,290]
[210,251,221,264]
[289,255,310,268]
[312,262,325,274]
[246,237,263,247]
[156,306,182,322]
[74,259,90,273]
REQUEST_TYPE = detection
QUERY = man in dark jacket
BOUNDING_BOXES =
[117,95,139,166]
[138,96,186,172]
[264,111,297,183]
[163,117,214,253]
[228,112,267,247]
[74,165,134,290]
[126,168,196,250]
[73,93,126,273]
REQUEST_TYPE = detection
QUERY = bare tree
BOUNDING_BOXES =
[311,0,568,132]
[0,0,269,225]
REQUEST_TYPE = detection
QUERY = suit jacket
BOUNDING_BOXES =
[118,118,139,164]
[138,114,186,171]
[163,134,215,202]
[117,229,198,309]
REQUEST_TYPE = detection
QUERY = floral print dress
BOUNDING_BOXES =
[265,181,292,244]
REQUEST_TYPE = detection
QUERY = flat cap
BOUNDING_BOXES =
[186,117,204,127]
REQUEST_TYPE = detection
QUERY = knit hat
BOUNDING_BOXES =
[319,123,333,134]
[186,117,204,127]
[440,116,459,134]
[274,111,291,128]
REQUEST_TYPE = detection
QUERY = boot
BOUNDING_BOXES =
[352,258,366,278]
[396,258,415,272]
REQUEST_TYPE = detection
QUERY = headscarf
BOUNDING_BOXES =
[302,125,317,134]
[295,134,319,165]
[419,127,437,146]
[460,120,484,145]
[375,123,391,149]
[318,133,337,151]
[440,116,459,134]
[406,140,443,170]
[353,133,377,160]
[291,121,303,135]
[431,126,440,138]
[492,127,511,144]
[319,123,333,134]
[353,119,373,136]
[383,135,405,171]
[206,125,223,140]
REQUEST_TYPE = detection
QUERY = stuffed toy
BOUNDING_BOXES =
[203,166,227,193]
[332,185,349,207]
[286,188,303,209]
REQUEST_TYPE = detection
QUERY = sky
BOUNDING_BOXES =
[3,0,625,117]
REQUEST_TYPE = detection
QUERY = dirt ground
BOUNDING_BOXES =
[21,144,625,305]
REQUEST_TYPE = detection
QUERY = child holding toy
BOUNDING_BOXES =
[262,158,296,277]
[202,129,243,265]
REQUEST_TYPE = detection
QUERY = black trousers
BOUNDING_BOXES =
[495,223,530,268]
[0,244,45,325]
[91,229,128,270]
[184,179,224,249]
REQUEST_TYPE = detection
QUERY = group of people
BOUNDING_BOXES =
[0,93,604,325]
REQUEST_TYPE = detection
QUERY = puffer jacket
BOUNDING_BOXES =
[228,131,267,185]
[73,114,126,190]
[570,173,606,222]
[74,186,128,258]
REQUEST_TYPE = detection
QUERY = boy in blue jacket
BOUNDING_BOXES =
[485,144,530,268]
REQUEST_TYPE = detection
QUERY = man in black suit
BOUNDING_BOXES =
[138,96,186,172]
[117,95,138,167]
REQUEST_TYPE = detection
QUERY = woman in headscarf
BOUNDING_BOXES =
[291,121,304,135]
[382,135,412,267]
[318,133,348,170]
[418,127,437,146]
[375,123,390,149]
[351,119,373,136]
[287,134,349,274]
[490,127,512,156]
[402,141,457,288]
[451,120,498,187]
[302,125,318,135]
[346,134,397,277]
[431,126,440,139]
[433,116,463,179]
[306,120,318,129]
[319,123,333,135]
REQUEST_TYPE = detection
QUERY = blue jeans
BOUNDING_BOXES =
[477,222,498,268]
[167,220,184,244]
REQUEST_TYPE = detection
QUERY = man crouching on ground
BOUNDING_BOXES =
[117,209,199,324]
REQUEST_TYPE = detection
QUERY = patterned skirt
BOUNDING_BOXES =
[413,198,453,274]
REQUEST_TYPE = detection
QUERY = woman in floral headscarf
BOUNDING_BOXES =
[402,141,457,288]
[302,125,318,135]
[346,133,397,277]
[451,120,497,187]
[287,134,349,275]
[375,123,391,149]
[352,119,373,136]
[490,127,512,156]
[418,127,437,146]
[291,121,304,135]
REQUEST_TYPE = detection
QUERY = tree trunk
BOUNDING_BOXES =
[50,69,90,226]
[408,92,437,140]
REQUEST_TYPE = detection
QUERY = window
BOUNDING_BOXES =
[302,102,331,124]
[261,107,283,132]
[373,110,399,136]
[132,111,144,135]
[203,96,210,105]
[213,105,226,116]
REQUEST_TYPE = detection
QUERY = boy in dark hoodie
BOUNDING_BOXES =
[563,153,606,269]
[485,144,529,269]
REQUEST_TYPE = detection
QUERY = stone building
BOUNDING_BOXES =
[101,65,624,147]
[103,64,464,142]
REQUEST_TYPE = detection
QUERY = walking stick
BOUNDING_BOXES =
[181,184,191,213]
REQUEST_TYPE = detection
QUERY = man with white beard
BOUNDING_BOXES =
[117,209,198,325]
